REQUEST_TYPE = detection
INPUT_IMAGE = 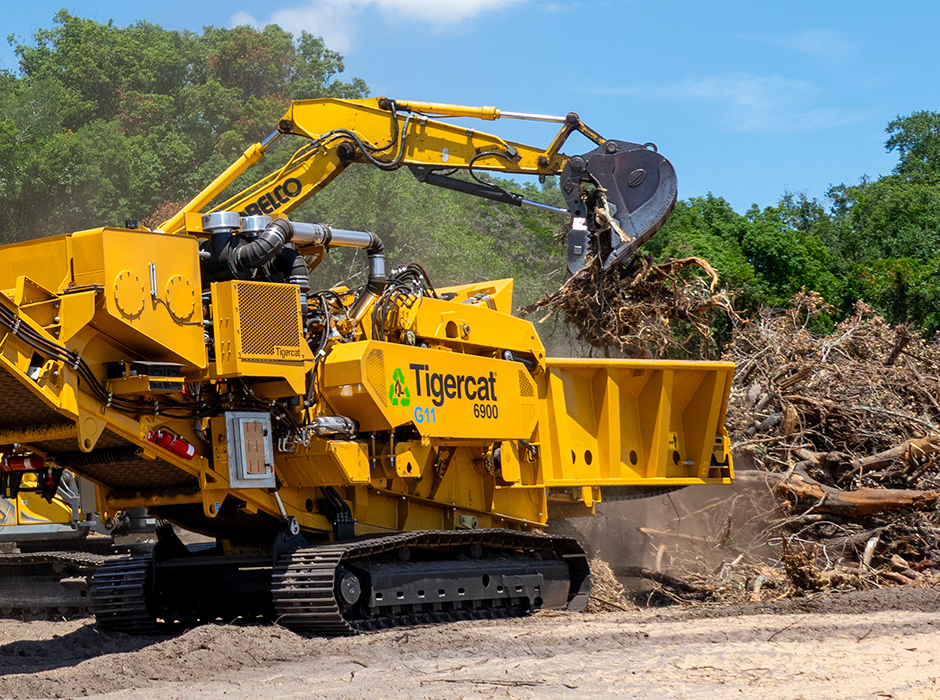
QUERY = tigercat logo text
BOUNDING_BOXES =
[409,364,497,407]
[240,178,303,217]
[275,346,302,359]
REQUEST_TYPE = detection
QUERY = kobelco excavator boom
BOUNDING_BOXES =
[161,97,678,273]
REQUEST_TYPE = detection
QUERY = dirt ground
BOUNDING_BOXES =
[0,589,937,700]
[2,483,937,699]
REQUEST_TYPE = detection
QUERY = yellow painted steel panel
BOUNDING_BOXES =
[0,236,73,294]
[323,340,539,440]
[538,358,734,486]
[69,229,207,368]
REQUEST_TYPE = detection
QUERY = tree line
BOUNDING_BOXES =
[649,111,940,335]
[2,12,939,338]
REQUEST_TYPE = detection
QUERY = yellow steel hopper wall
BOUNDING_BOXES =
[537,359,734,487]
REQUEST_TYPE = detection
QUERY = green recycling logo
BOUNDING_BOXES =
[389,367,411,407]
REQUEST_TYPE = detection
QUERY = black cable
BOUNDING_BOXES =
[0,307,214,418]
[467,150,517,198]
[369,263,441,342]
[315,113,414,171]
[328,103,402,154]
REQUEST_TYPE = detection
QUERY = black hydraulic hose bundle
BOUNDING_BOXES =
[371,263,437,342]
[0,301,216,419]
[300,103,413,172]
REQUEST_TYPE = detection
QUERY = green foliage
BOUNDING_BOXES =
[0,11,367,237]
[742,194,842,307]
[826,176,940,265]
[645,117,940,340]
[646,193,841,313]
[648,195,755,291]
[886,110,940,181]
[843,257,940,334]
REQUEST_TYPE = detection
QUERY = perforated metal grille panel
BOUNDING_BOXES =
[234,282,302,359]
[521,404,537,435]
[366,348,387,406]
[518,369,534,398]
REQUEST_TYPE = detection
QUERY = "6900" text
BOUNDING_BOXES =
[473,403,499,419]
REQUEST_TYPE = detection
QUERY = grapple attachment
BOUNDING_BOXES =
[561,140,678,273]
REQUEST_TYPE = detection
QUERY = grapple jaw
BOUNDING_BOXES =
[561,140,678,274]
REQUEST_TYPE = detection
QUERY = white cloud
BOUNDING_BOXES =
[230,0,528,52]
[737,29,858,63]
[368,0,525,23]
[229,11,259,28]
[595,74,866,134]
[274,3,360,52]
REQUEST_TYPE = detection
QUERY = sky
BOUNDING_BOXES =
[1,0,936,213]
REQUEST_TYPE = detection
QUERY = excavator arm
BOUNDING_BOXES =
[160,97,678,272]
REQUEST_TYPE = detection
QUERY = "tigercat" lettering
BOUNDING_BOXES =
[409,363,497,407]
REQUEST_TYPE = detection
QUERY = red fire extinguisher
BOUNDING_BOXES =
[0,454,45,473]
[146,429,196,460]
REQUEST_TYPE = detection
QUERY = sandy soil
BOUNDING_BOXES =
[1,590,938,700]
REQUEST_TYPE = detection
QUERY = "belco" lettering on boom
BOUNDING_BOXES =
[239,178,303,216]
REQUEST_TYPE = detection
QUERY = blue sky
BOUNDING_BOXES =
[2,1,936,213]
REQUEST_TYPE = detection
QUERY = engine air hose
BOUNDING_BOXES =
[230,218,293,275]
[263,246,311,312]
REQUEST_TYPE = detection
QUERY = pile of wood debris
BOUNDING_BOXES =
[524,255,736,358]
[583,557,634,613]
[723,292,940,596]
[603,291,940,604]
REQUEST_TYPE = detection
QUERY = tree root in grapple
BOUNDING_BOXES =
[523,255,737,359]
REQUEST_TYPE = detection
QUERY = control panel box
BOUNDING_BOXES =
[211,412,275,489]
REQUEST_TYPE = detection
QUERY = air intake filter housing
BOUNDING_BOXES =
[211,280,312,391]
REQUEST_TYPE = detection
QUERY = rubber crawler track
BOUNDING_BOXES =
[272,529,589,636]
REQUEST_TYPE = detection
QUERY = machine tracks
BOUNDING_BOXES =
[89,555,162,633]
[0,551,108,620]
[90,530,590,636]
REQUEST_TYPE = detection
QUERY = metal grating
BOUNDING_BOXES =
[0,369,70,431]
[518,369,534,398]
[521,404,537,435]
[365,348,387,406]
[235,282,302,358]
